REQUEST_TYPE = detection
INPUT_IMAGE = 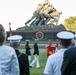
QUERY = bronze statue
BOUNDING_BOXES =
[43,3,55,25]
[25,0,62,26]
[31,3,44,26]
[50,11,62,25]
[25,3,44,26]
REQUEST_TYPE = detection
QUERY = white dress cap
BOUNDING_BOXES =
[26,40,30,42]
[57,31,74,39]
[7,35,22,43]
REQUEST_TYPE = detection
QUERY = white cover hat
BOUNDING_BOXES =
[7,35,22,43]
[57,31,74,39]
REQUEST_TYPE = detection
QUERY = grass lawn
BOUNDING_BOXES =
[20,49,47,75]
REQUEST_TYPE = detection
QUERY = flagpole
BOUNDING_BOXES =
[9,22,12,36]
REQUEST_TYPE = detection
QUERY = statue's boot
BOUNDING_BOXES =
[38,19,44,26]
[33,18,41,26]
[44,15,52,25]
[38,14,45,26]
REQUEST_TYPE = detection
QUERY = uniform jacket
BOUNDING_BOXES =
[44,48,67,75]
[61,47,76,75]
[0,45,19,75]
[15,50,30,75]
[25,44,31,55]
[33,43,39,55]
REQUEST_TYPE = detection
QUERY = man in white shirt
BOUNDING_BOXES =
[0,24,19,75]
[44,31,74,75]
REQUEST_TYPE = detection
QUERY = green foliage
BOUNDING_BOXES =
[20,49,47,75]
[64,16,76,31]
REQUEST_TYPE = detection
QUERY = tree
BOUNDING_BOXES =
[64,16,76,31]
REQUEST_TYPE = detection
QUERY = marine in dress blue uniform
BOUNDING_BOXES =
[25,40,31,64]
[44,31,74,75]
[7,35,30,75]
[30,39,40,68]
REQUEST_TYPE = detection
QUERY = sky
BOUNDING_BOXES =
[0,0,76,31]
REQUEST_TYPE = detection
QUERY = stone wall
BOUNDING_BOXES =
[6,31,59,40]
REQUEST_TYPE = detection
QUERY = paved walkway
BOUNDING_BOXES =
[6,43,61,49]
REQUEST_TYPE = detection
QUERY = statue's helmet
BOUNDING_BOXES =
[37,3,43,10]
[48,4,53,7]
[43,1,49,5]
[38,3,42,6]
[59,11,62,14]
[44,0,49,4]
